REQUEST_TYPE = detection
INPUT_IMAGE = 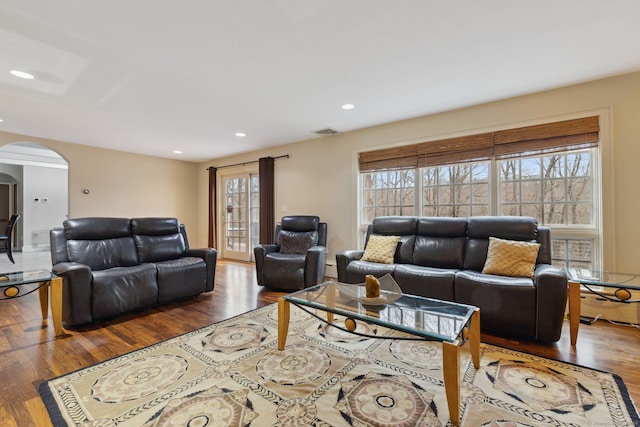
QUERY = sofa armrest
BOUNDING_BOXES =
[533,264,569,342]
[253,244,279,286]
[304,246,328,287]
[51,262,94,326]
[186,248,217,292]
[336,250,364,282]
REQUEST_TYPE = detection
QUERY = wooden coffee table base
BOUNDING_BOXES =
[278,297,480,427]
[568,280,581,345]
[38,276,65,336]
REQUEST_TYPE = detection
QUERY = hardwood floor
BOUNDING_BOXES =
[0,256,638,426]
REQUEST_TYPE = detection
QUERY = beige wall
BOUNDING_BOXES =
[2,71,638,270]
[199,71,640,272]
[0,132,201,238]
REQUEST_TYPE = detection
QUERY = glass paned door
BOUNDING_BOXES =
[222,173,259,261]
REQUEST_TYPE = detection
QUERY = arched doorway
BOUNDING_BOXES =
[0,142,68,253]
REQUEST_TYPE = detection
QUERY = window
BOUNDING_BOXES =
[497,151,597,269]
[422,163,489,217]
[362,169,415,223]
[250,173,260,260]
[359,116,601,269]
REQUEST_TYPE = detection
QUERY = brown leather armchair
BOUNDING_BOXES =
[254,215,327,291]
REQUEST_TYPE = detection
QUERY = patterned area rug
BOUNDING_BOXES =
[40,303,639,426]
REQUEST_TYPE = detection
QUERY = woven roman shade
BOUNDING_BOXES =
[359,144,419,172]
[417,133,494,167]
[493,116,600,159]
[358,116,600,172]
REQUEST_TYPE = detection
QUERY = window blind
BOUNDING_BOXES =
[358,116,600,172]
[493,116,599,159]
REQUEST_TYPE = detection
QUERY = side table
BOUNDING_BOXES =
[567,269,640,345]
[0,270,64,336]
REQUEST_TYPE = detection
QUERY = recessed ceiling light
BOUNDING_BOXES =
[0,118,3,123]
[341,103,355,110]
[9,69,35,80]
[235,132,246,137]
[173,150,182,154]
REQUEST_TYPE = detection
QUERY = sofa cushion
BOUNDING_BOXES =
[464,216,539,271]
[454,270,536,339]
[344,260,397,284]
[371,216,418,235]
[413,236,465,269]
[279,229,318,247]
[64,217,132,240]
[263,252,307,290]
[281,215,319,232]
[361,235,401,264]
[482,237,540,278]
[135,233,186,263]
[467,216,538,240]
[131,217,180,235]
[394,264,456,300]
[413,217,467,268]
[91,263,158,320]
[280,232,314,254]
[67,237,139,270]
[155,257,206,303]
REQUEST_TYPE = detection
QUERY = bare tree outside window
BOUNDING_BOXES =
[362,169,415,223]
[498,151,594,268]
[422,163,489,217]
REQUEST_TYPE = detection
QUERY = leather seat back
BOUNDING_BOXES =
[464,216,539,271]
[274,215,329,251]
[413,217,467,269]
[63,217,138,270]
[369,216,418,264]
[132,217,186,263]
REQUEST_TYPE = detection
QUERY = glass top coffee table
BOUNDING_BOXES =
[0,270,64,336]
[567,269,640,345]
[277,281,480,427]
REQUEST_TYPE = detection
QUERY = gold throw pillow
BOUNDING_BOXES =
[482,237,540,278]
[361,235,401,264]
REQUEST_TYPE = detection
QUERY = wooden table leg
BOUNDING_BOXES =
[469,309,480,369]
[50,276,64,336]
[278,297,290,351]
[568,280,581,346]
[443,340,461,426]
[326,282,335,323]
[38,280,49,319]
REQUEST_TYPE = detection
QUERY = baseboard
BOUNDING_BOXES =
[325,263,337,279]
[21,245,51,253]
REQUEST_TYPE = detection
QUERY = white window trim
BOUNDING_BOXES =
[354,108,614,269]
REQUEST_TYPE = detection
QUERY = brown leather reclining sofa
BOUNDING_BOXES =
[336,216,568,342]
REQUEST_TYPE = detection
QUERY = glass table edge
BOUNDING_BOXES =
[566,269,640,290]
[283,283,477,343]
[0,270,57,285]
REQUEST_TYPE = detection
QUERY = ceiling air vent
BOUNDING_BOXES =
[313,127,340,136]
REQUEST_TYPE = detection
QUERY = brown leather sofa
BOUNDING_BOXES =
[50,217,216,326]
[336,216,568,342]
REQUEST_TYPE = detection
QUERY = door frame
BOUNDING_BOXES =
[217,165,259,261]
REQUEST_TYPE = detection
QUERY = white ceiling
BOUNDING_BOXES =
[1,1,639,163]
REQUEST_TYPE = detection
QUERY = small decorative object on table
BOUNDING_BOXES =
[365,274,380,298]
[335,273,402,306]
